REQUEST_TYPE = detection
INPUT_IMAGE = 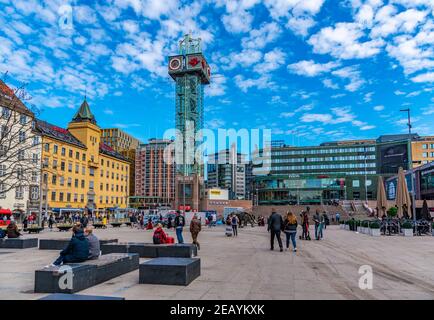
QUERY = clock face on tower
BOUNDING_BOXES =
[169,56,183,71]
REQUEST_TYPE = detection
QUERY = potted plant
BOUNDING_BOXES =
[401,221,413,237]
[369,221,381,236]
[57,222,73,232]
[387,207,398,218]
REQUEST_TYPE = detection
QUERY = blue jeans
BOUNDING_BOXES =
[176,227,184,244]
[284,231,297,249]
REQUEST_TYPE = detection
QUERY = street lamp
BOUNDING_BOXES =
[400,108,417,227]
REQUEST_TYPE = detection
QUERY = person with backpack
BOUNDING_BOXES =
[174,211,185,244]
[267,210,284,252]
[153,223,169,244]
[283,211,298,252]
[231,214,239,237]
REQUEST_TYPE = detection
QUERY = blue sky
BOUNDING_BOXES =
[0,0,433,146]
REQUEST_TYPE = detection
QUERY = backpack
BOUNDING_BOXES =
[153,231,161,244]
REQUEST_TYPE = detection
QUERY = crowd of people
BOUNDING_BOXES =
[267,207,330,252]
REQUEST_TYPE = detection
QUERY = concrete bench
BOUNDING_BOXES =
[0,238,38,249]
[139,257,200,286]
[39,293,124,300]
[101,242,197,258]
[34,253,139,293]
[39,238,118,250]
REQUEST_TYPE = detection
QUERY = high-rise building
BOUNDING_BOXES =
[132,139,175,209]
[207,147,247,200]
[168,33,210,211]
[36,99,130,210]
[101,128,141,197]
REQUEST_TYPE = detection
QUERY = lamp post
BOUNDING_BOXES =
[364,146,368,203]
[400,108,417,227]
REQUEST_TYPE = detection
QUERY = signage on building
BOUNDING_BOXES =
[208,189,229,200]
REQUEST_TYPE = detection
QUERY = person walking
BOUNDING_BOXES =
[48,214,54,230]
[190,214,202,250]
[335,212,340,224]
[268,210,283,252]
[300,211,310,240]
[283,211,298,252]
[317,214,325,240]
[174,211,185,244]
[313,210,321,240]
[322,212,329,230]
[231,214,239,237]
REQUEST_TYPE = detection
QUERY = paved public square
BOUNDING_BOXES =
[0,225,433,300]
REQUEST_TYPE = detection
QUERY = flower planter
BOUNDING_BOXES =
[345,225,349,230]
[357,226,361,233]
[403,228,413,237]
[371,228,380,237]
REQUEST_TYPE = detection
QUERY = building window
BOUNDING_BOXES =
[32,153,39,164]
[67,193,71,202]
[100,169,104,177]
[82,153,86,161]
[33,136,39,146]
[52,175,57,185]
[68,163,72,172]
[80,194,84,202]
[81,180,85,188]
[15,186,24,199]
[0,164,5,177]
[60,176,64,186]
[69,149,73,157]
[75,179,78,188]
[74,194,78,202]
[423,152,428,158]
[89,181,94,190]
[101,159,104,165]
[20,115,27,125]
[31,171,38,183]
[82,166,85,175]
[30,186,39,200]
[75,164,79,173]
[90,168,95,176]
[61,161,65,171]
[67,178,72,187]
[18,131,25,143]
[53,145,58,154]
[422,144,428,149]
[352,180,360,187]
[0,183,5,198]
[44,143,50,152]
[76,151,80,160]
[61,147,66,156]
[52,159,57,169]
[59,192,64,202]
[51,192,56,201]
[18,150,25,161]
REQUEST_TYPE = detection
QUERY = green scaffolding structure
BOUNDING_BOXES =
[169,34,210,177]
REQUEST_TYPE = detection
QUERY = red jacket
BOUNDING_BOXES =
[153,227,168,244]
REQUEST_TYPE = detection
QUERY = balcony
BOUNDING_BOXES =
[88,160,99,168]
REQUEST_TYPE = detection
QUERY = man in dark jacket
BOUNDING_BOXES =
[267,210,284,252]
[52,225,89,266]
[80,214,89,228]
[174,211,185,244]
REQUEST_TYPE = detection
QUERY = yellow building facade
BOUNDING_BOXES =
[36,99,130,210]
[412,137,434,167]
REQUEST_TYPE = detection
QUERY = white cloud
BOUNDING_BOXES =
[287,60,340,77]
[332,66,366,92]
[206,74,227,97]
[234,74,277,92]
[411,72,434,83]
[254,48,286,73]
[373,105,384,111]
[300,106,370,129]
[309,22,384,59]
[241,22,281,49]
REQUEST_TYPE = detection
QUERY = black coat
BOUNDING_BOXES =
[61,230,89,261]
[268,213,284,232]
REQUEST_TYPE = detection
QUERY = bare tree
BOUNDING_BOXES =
[0,73,41,211]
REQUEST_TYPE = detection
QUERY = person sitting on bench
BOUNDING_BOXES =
[6,222,21,238]
[84,226,100,260]
[153,223,169,244]
[51,225,89,266]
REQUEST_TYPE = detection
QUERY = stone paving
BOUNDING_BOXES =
[0,225,433,300]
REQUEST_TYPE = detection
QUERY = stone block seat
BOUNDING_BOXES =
[39,293,124,300]
[139,257,201,286]
[39,238,118,250]
[0,238,38,249]
[101,242,197,258]
[34,253,139,293]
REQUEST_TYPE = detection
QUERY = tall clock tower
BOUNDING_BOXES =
[168,34,211,212]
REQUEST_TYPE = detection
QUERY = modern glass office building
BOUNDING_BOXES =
[253,140,379,205]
